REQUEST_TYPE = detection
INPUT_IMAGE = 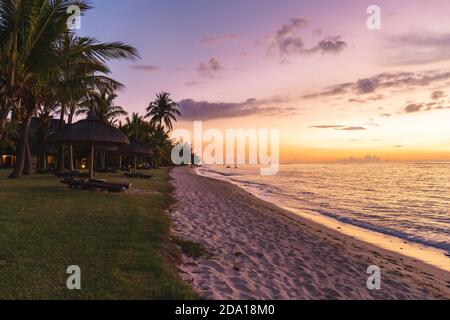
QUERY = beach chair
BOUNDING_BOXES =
[60,177,87,189]
[61,177,132,193]
[123,172,155,180]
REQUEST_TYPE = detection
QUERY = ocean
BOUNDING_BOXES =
[197,163,450,255]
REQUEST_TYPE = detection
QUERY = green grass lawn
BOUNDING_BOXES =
[0,168,197,299]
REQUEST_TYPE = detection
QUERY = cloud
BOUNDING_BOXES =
[131,65,160,72]
[311,36,347,54]
[336,126,367,131]
[309,125,344,129]
[276,36,305,56]
[380,113,392,117]
[275,35,347,56]
[303,83,353,99]
[202,33,238,44]
[348,95,385,104]
[337,155,381,163]
[309,125,366,131]
[393,145,404,148]
[197,58,224,78]
[404,102,450,113]
[178,97,299,120]
[404,103,424,113]
[277,18,309,37]
[385,33,450,65]
[303,69,450,99]
[270,18,347,57]
[431,90,446,100]
[356,78,378,94]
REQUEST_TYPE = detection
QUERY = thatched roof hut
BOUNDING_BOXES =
[120,141,152,174]
[48,111,129,179]
[120,141,152,155]
[49,112,129,146]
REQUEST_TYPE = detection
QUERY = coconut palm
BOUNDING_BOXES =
[34,100,58,172]
[79,89,128,125]
[0,0,78,177]
[0,0,138,178]
[76,89,128,170]
[149,124,173,167]
[145,92,181,131]
[53,32,133,173]
[122,113,147,141]
[120,115,174,167]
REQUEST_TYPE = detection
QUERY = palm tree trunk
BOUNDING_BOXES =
[9,114,32,179]
[133,154,137,175]
[57,147,64,173]
[57,106,65,173]
[42,152,47,172]
[68,146,74,171]
[23,139,32,175]
[88,143,95,180]
[68,112,74,171]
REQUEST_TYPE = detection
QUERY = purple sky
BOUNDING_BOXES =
[77,0,450,161]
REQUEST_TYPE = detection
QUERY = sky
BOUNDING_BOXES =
[78,0,450,162]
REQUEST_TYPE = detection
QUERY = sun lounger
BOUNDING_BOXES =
[60,177,87,189]
[96,167,121,173]
[84,181,125,193]
[123,173,155,180]
[60,177,132,193]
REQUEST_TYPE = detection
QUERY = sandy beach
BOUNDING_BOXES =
[169,167,450,300]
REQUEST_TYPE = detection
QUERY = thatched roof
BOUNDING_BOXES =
[119,140,152,155]
[95,144,121,152]
[48,112,130,146]
[33,145,58,154]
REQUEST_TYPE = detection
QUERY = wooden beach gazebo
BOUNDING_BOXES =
[48,110,130,180]
[120,140,152,176]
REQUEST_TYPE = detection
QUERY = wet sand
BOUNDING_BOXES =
[169,167,450,300]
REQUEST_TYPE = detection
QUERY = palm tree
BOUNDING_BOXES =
[77,89,128,170]
[0,0,139,178]
[34,101,58,172]
[145,92,181,131]
[148,124,173,166]
[122,113,147,141]
[80,89,128,125]
[120,115,174,168]
[120,113,154,170]
[0,0,77,177]
[53,32,134,173]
